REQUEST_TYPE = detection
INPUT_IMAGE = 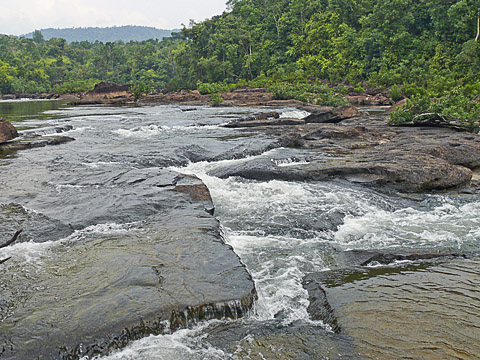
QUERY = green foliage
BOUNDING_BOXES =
[132,81,149,100]
[32,30,44,43]
[267,80,348,106]
[54,79,99,94]
[209,93,224,106]
[388,85,403,102]
[197,82,239,95]
[389,86,480,132]
[0,0,479,106]
[353,85,365,95]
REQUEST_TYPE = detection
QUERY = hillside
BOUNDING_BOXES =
[22,26,179,43]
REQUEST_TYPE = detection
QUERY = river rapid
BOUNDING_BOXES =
[1,101,480,359]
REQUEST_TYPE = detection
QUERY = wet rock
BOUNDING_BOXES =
[0,169,256,360]
[72,81,133,105]
[384,98,407,114]
[225,118,305,128]
[220,88,275,106]
[215,114,480,192]
[0,118,18,143]
[0,135,75,156]
[173,174,215,215]
[303,255,480,359]
[205,321,359,360]
[0,203,73,243]
[345,93,393,106]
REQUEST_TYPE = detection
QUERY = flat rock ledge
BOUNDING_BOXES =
[303,251,480,359]
[214,112,480,192]
[0,172,256,360]
[0,135,75,156]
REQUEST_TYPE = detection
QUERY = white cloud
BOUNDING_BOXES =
[0,0,227,35]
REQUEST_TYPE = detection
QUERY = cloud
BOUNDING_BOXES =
[0,0,227,35]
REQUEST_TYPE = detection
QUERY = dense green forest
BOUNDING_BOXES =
[22,26,178,44]
[1,0,479,102]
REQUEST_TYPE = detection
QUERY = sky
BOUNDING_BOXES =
[0,0,228,35]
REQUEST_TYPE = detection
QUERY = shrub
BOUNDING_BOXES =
[388,87,480,132]
[388,85,403,102]
[209,92,224,106]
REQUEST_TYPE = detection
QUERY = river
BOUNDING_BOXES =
[1,100,479,359]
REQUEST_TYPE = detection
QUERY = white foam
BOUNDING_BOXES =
[82,161,122,169]
[113,125,220,138]
[96,321,227,360]
[0,239,56,265]
[335,197,480,250]
[0,222,141,265]
[272,158,309,167]
[280,110,310,119]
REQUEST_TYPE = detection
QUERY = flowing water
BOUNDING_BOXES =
[1,100,480,359]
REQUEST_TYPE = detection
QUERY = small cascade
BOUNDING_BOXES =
[169,298,255,331]
[19,124,74,136]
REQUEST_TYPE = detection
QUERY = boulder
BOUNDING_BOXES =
[301,105,360,124]
[0,118,18,143]
[87,81,131,94]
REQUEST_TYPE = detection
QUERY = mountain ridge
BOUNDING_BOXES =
[22,25,179,43]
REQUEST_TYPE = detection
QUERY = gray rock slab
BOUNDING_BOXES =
[0,171,256,359]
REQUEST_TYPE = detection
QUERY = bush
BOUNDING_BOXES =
[388,86,480,132]
[353,85,365,95]
[209,92,224,106]
[388,85,403,102]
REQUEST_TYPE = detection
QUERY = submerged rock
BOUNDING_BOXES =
[0,135,75,156]
[0,118,18,143]
[303,253,480,360]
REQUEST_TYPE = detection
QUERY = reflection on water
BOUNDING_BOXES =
[0,100,71,125]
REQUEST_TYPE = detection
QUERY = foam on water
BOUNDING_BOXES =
[335,196,480,251]
[97,321,228,360]
[0,222,141,266]
[113,124,220,138]
[280,109,310,119]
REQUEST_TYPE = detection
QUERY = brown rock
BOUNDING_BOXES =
[301,105,360,124]
[88,81,131,94]
[385,99,408,114]
[0,118,18,143]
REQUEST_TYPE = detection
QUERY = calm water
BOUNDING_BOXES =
[1,101,479,359]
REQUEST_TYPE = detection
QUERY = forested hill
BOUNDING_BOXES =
[22,26,178,43]
[0,0,479,104]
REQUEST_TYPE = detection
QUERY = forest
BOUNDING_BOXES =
[1,0,479,126]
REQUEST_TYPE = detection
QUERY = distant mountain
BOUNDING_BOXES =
[22,25,179,43]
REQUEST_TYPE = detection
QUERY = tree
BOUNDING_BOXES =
[32,30,44,43]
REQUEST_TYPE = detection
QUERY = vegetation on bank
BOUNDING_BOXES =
[0,0,479,127]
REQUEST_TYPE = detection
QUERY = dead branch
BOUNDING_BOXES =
[0,257,11,265]
[0,229,23,249]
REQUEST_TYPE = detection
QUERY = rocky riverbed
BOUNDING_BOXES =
[217,107,480,193]
[1,101,480,359]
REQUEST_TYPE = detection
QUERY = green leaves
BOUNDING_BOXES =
[389,86,480,132]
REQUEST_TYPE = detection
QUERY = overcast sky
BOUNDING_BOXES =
[0,0,228,35]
